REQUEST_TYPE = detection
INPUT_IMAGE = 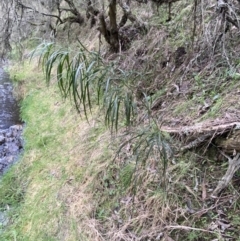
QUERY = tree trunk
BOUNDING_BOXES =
[108,0,120,52]
[98,0,119,52]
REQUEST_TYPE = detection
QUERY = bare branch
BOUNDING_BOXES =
[17,1,63,24]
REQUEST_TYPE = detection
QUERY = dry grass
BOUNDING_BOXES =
[2,0,240,240]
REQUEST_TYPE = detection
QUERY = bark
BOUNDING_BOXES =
[109,0,119,52]
[161,122,240,136]
[215,130,240,153]
[86,0,100,27]
[61,0,85,25]
[98,0,119,52]
[118,0,146,30]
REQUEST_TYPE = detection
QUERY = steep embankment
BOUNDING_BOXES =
[1,1,240,241]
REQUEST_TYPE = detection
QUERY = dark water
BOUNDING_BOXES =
[0,67,21,129]
[0,66,22,228]
[0,65,23,174]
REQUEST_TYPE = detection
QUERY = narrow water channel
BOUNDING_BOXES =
[0,67,21,129]
[0,65,23,231]
[0,65,23,174]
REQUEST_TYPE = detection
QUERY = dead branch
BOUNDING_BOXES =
[19,0,85,26]
[161,121,240,196]
[161,122,240,152]
[161,122,240,136]
[212,153,240,197]
[180,133,213,151]
[118,0,146,30]
[99,13,110,44]
[86,0,100,27]
[17,2,63,24]
[60,0,85,25]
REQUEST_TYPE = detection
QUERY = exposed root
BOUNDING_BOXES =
[212,152,240,197]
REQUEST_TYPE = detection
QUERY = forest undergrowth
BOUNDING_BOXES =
[1,0,240,240]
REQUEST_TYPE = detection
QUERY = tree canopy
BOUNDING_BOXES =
[1,0,240,57]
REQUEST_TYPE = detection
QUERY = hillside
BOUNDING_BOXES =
[1,0,240,240]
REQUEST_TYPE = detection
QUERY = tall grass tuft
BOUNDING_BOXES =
[30,41,136,131]
[117,123,172,190]
[30,41,171,194]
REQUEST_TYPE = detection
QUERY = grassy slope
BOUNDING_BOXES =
[1,1,240,241]
[0,61,114,240]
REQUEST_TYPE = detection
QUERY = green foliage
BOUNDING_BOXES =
[0,67,91,240]
[120,162,135,189]
[30,41,136,131]
[118,124,172,189]
[0,169,25,207]
[186,231,200,241]
[26,41,174,240]
[30,40,172,196]
[104,76,136,131]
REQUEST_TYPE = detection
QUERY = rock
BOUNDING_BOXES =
[5,156,14,163]
[5,137,13,142]
[0,134,5,144]
[0,211,9,227]
[5,143,19,154]
[10,124,23,131]
[0,130,6,135]
[0,158,5,164]
[16,138,23,149]
[5,132,12,138]
[0,124,23,175]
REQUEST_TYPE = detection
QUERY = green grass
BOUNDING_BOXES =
[2,4,240,239]
[0,61,113,240]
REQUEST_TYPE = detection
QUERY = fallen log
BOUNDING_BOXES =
[161,121,240,136]
[215,130,240,153]
[160,121,240,196]
[161,122,240,151]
